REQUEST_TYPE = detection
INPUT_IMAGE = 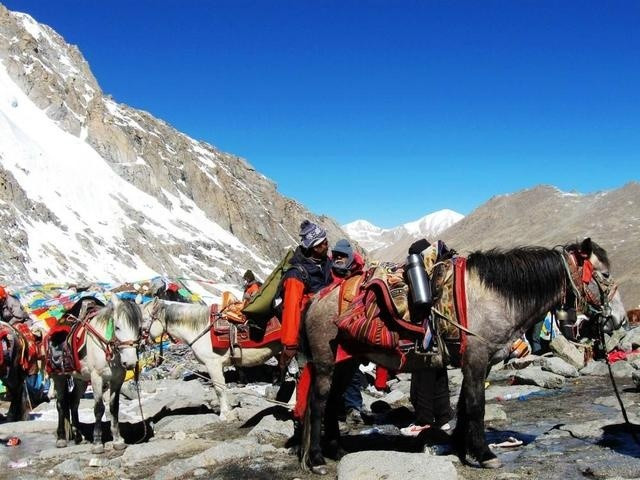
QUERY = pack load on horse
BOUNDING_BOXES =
[0,285,42,421]
[300,238,627,474]
[45,295,142,453]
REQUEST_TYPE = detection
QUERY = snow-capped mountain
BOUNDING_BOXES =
[344,209,464,254]
[0,5,345,301]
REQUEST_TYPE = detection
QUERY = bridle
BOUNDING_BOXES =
[558,247,619,331]
[82,307,141,362]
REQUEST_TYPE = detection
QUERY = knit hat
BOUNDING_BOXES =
[299,220,327,249]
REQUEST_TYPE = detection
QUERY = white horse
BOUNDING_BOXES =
[140,297,282,419]
[51,295,141,453]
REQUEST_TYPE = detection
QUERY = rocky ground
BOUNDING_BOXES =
[2,335,640,480]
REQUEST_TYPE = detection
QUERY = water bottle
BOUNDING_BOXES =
[405,253,432,309]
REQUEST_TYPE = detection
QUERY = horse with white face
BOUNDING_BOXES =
[140,297,281,419]
[52,295,141,453]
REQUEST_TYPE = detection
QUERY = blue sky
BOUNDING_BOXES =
[4,1,639,228]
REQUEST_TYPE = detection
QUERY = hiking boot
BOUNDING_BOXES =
[345,408,364,427]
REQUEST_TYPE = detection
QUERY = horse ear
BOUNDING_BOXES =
[580,238,593,257]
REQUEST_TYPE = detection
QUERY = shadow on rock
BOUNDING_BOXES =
[599,422,640,458]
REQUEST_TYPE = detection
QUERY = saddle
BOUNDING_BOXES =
[335,240,469,368]
[43,317,88,375]
[210,304,282,350]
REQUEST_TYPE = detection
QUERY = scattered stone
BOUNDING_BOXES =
[485,403,508,422]
[247,415,294,443]
[610,361,635,379]
[538,356,580,378]
[581,360,610,376]
[511,367,565,389]
[155,413,221,433]
[120,438,211,467]
[605,329,627,353]
[54,458,84,478]
[504,355,540,370]
[337,451,457,480]
[193,468,208,476]
[550,335,585,369]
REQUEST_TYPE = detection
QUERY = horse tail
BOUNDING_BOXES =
[299,392,313,472]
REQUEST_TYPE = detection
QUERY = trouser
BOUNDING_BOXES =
[410,366,451,426]
[343,370,366,412]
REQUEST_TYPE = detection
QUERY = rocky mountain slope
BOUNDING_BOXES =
[0,5,344,298]
[378,184,640,307]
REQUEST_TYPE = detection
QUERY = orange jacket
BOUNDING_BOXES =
[243,282,261,301]
[280,277,311,347]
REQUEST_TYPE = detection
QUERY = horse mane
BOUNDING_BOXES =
[466,246,565,316]
[93,300,141,330]
[163,302,210,331]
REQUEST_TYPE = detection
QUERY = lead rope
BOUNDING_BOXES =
[133,352,148,444]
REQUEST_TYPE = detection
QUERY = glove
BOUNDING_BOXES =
[279,345,298,369]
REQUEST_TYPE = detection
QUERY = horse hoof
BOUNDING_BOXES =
[311,465,329,475]
[113,442,127,451]
[481,458,503,469]
[55,439,67,448]
[92,444,105,454]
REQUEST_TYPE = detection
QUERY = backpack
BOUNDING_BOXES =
[242,248,306,322]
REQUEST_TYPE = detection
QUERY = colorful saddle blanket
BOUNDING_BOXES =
[335,241,468,363]
[210,305,282,349]
[43,318,87,374]
[0,322,40,374]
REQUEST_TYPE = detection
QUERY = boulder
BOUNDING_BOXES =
[337,451,457,480]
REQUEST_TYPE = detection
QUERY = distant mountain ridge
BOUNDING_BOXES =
[344,209,464,253]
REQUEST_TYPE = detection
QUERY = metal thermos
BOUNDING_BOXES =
[405,253,432,309]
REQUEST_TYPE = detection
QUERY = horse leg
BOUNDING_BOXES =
[90,372,106,453]
[323,360,358,460]
[204,358,230,420]
[454,352,501,468]
[304,360,334,475]
[109,370,127,450]
[70,379,87,445]
[53,375,70,447]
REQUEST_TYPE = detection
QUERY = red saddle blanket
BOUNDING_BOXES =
[210,303,282,349]
[0,323,39,373]
[43,319,87,374]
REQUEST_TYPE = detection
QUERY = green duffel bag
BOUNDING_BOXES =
[242,248,296,322]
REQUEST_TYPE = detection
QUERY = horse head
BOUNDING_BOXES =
[108,295,142,370]
[563,238,627,334]
[140,297,166,341]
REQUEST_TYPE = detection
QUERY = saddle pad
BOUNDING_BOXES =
[211,316,282,349]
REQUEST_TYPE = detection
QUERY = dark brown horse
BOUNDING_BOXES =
[301,238,627,473]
